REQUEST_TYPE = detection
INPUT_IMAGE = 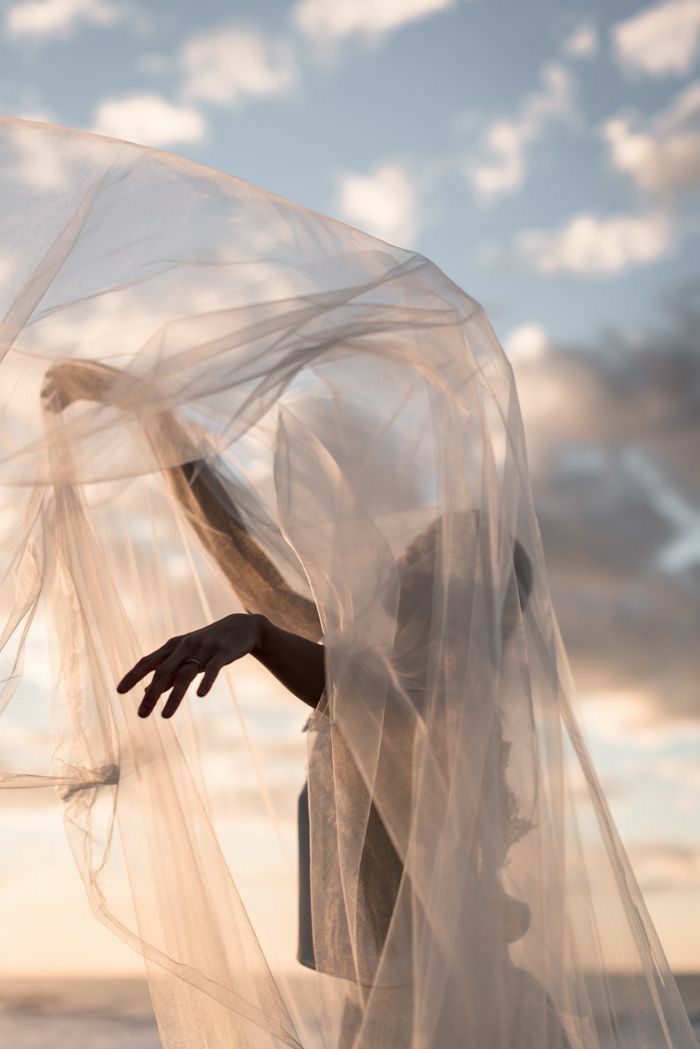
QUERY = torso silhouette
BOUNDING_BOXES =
[154,442,572,1046]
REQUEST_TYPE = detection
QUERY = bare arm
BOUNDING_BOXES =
[251,614,325,709]
[42,361,325,715]
[115,610,325,717]
[136,449,328,710]
[166,457,322,640]
[147,412,323,642]
[41,360,323,642]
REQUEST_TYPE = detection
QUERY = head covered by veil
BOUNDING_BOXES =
[0,118,696,1049]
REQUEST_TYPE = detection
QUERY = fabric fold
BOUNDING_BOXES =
[0,117,695,1049]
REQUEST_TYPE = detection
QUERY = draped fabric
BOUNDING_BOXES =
[0,118,695,1049]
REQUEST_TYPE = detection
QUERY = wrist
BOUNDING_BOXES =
[249,613,270,659]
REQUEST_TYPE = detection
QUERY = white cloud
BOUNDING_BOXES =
[612,0,700,78]
[337,162,420,245]
[649,757,700,792]
[292,0,454,41]
[561,22,598,59]
[5,0,122,37]
[0,122,112,191]
[579,690,700,747]
[465,61,577,201]
[503,323,550,365]
[515,209,675,275]
[181,26,296,105]
[92,93,206,148]
[601,80,700,197]
[620,447,700,573]
[627,843,700,891]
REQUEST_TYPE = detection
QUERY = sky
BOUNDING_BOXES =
[0,0,698,976]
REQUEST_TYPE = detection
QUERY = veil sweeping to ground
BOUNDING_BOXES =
[0,118,696,1049]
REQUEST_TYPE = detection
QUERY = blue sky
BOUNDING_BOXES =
[0,0,699,974]
[1,0,698,347]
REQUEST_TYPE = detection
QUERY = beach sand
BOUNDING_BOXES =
[1,973,698,1047]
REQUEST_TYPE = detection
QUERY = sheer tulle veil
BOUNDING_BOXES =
[0,118,695,1048]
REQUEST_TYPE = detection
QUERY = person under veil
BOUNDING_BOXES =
[42,360,573,1049]
[3,116,695,1049]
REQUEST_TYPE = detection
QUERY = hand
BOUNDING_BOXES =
[116,613,264,719]
[40,360,123,413]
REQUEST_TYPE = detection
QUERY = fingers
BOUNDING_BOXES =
[136,656,185,718]
[160,663,203,720]
[121,613,254,720]
[135,654,226,718]
[197,660,225,698]
[116,638,178,694]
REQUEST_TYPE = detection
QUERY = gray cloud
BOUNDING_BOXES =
[514,277,700,722]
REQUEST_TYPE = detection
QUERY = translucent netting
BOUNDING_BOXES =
[0,118,695,1049]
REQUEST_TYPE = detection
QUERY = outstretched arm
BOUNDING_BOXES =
[41,360,323,642]
[42,360,326,717]
[115,611,325,718]
[253,615,325,708]
[145,426,330,708]
[151,415,322,642]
